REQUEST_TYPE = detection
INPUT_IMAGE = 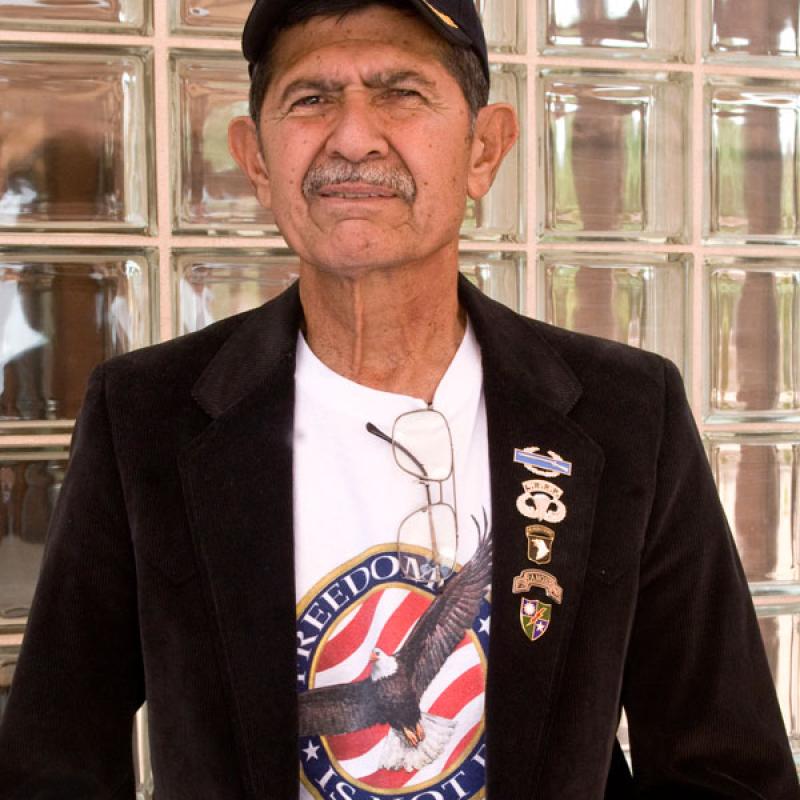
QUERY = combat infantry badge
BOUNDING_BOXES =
[520,598,551,642]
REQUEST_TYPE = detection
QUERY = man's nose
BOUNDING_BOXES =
[324,93,389,162]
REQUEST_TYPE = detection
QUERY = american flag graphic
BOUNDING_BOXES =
[307,583,488,791]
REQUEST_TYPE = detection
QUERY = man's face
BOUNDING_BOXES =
[249,6,479,278]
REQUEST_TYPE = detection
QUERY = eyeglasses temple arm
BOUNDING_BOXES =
[365,422,429,479]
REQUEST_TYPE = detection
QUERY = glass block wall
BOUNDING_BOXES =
[0,0,798,789]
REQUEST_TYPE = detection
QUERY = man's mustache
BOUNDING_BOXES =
[302,162,416,203]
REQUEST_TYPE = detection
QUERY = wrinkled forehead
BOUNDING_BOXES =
[268,6,446,86]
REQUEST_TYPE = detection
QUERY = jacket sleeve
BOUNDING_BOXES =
[0,365,144,799]
[622,359,799,799]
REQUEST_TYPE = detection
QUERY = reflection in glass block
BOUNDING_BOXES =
[0,0,145,31]
[463,65,524,241]
[709,0,800,62]
[0,49,150,232]
[542,0,687,60]
[174,252,300,335]
[708,81,800,242]
[756,604,800,760]
[172,53,275,235]
[540,253,688,370]
[175,250,523,334]
[477,0,521,52]
[0,450,68,628]
[708,261,800,417]
[708,436,800,593]
[0,252,154,422]
[173,0,521,50]
[541,72,688,242]
[458,253,524,312]
[174,0,249,34]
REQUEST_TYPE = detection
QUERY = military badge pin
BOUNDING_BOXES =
[512,569,563,604]
[514,447,572,478]
[516,479,567,523]
[525,524,555,564]
[520,598,551,642]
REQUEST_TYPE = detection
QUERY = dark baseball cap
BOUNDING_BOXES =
[242,0,490,81]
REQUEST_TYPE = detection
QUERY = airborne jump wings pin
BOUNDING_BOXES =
[516,479,567,523]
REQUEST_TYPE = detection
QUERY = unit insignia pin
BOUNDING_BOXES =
[514,447,572,478]
[525,524,555,564]
[520,598,551,642]
[512,569,563,604]
[516,479,567,523]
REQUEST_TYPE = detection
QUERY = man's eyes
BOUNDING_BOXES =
[287,88,424,112]
[289,95,324,110]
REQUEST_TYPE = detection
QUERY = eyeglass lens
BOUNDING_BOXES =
[392,409,453,481]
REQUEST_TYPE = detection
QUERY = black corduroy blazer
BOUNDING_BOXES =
[0,277,796,800]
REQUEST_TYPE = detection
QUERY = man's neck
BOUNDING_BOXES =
[298,260,465,404]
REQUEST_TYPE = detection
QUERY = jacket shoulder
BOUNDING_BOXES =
[97,308,256,414]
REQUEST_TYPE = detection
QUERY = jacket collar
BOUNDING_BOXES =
[182,276,603,799]
[190,276,582,421]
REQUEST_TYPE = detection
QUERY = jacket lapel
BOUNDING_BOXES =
[461,278,605,797]
[178,284,303,800]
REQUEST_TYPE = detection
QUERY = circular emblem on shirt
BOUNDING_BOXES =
[297,546,490,799]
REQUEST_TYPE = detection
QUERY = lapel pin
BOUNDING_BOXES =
[516,479,567,523]
[525,524,555,564]
[520,598,551,642]
[512,568,563,604]
[514,447,572,478]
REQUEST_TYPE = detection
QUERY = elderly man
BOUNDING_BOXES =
[0,1,797,799]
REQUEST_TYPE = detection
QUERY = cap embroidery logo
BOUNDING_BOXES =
[421,0,460,30]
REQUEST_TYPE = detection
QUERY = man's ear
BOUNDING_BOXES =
[228,115,273,209]
[466,103,519,201]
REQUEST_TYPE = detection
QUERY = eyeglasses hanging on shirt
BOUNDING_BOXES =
[366,408,458,591]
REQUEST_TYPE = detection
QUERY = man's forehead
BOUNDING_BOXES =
[268,6,444,82]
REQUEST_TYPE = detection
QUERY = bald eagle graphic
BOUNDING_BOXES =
[299,522,492,772]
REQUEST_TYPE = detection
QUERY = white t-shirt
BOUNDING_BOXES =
[293,322,492,800]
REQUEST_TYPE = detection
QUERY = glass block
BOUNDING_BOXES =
[478,0,522,52]
[540,252,689,370]
[708,260,800,419]
[541,0,688,61]
[458,252,524,312]
[0,49,151,233]
[755,603,800,762]
[707,436,800,595]
[134,705,154,800]
[172,53,276,235]
[173,0,249,34]
[0,643,15,719]
[540,71,688,243]
[174,251,299,335]
[708,0,800,64]
[0,449,68,630]
[0,251,154,424]
[463,65,524,242]
[0,0,145,31]
[174,250,523,334]
[707,80,800,243]
[173,0,522,51]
